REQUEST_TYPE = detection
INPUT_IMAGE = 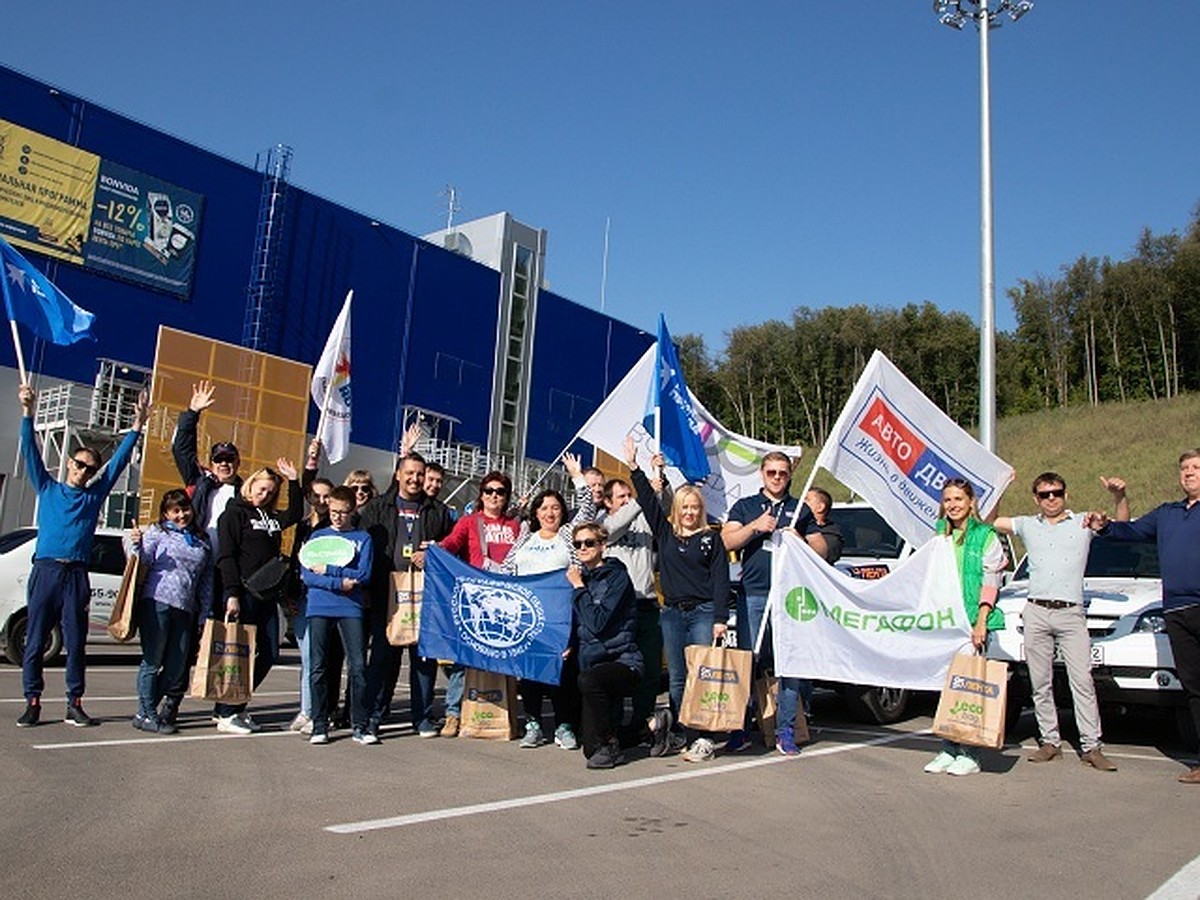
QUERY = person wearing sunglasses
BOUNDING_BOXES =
[438,472,522,736]
[16,382,149,728]
[991,473,1128,772]
[567,523,643,769]
[722,452,827,756]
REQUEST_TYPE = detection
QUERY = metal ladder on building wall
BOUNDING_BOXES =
[237,144,293,433]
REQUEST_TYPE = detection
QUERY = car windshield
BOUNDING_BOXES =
[0,528,37,555]
[832,507,905,559]
[1013,534,1160,580]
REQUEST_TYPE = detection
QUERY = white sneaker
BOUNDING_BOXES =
[682,737,716,762]
[288,713,311,733]
[216,714,254,735]
[947,754,981,776]
[923,751,957,774]
[352,730,380,746]
[309,731,330,745]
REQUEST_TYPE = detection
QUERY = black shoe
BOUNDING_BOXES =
[131,713,161,733]
[648,709,673,757]
[17,701,41,727]
[587,738,624,770]
[159,697,180,727]
[65,700,98,727]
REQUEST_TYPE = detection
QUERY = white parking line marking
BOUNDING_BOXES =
[31,721,415,750]
[0,690,299,704]
[1146,853,1200,900]
[324,730,921,835]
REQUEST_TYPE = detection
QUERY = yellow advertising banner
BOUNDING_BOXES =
[0,118,100,263]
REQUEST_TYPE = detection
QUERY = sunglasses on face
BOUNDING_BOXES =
[572,538,601,549]
[212,455,238,465]
[352,485,373,494]
[482,486,508,496]
[69,457,98,476]
[763,469,790,478]
[1036,489,1066,500]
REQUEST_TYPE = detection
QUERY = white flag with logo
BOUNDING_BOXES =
[575,344,805,519]
[311,290,352,463]
[769,531,970,689]
[812,349,1014,549]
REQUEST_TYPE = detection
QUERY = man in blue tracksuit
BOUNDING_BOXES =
[16,382,149,727]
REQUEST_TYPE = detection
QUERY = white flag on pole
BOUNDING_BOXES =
[812,349,1014,549]
[769,531,969,690]
[311,290,353,464]
[575,344,805,519]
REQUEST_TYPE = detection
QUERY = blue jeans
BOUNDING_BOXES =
[136,598,192,717]
[309,616,367,733]
[214,601,280,718]
[294,611,311,717]
[660,602,714,719]
[23,559,90,701]
[444,663,465,717]
[738,591,810,732]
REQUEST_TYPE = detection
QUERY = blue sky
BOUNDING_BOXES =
[5,1,1197,354]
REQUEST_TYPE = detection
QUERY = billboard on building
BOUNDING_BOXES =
[0,117,203,298]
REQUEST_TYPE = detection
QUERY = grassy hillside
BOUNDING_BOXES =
[808,392,1200,518]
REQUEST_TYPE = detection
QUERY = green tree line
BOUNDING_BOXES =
[678,207,1200,447]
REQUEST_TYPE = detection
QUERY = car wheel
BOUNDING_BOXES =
[842,684,910,725]
[5,613,64,666]
[1175,707,1198,751]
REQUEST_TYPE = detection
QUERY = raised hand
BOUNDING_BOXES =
[189,379,216,413]
[623,435,638,468]
[276,457,298,481]
[1099,475,1126,500]
[128,518,143,546]
[563,451,582,478]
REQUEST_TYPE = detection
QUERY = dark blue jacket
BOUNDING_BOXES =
[572,557,643,675]
[1104,500,1200,612]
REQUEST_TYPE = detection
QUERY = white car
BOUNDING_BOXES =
[989,534,1194,745]
[0,527,129,665]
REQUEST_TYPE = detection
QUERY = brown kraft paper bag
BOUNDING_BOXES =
[189,616,257,703]
[106,552,143,642]
[931,652,1008,749]
[753,675,810,745]
[459,668,519,740]
[679,642,753,733]
[386,569,423,647]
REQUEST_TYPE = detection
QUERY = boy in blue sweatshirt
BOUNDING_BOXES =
[301,485,374,745]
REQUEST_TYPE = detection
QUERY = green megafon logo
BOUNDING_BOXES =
[784,586,819,623]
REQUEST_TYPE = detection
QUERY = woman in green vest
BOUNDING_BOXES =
[924,478,1006,777]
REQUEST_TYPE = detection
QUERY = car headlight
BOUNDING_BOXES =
[1133,610,1167,634]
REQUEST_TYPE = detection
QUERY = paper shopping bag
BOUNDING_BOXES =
[105,552,144,642]
[189,616,257,703]
[931,652,1008,749]
[386,569,423,647]
[459,668,519,740]
[679,642,753,732]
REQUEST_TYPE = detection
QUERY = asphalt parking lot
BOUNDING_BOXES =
[3,647,1198,900]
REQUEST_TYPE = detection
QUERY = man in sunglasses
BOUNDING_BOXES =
[722,452,826,755]
[992,472,1128,771]
[16,382,149,728]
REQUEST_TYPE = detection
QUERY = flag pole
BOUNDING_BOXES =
[8,320,27,385]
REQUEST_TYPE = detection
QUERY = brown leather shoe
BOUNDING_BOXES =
[1178,766,1200,784]
[1080,747,1117,771]
[1027,742,1063,762]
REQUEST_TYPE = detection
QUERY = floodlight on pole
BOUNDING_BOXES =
[932,0,1032,454]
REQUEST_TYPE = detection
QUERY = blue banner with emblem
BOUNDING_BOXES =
[419,545,574,684]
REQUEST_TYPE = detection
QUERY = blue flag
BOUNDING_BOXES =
[647,314,709,482]
[1,236,96,345]
[418,545,574,684]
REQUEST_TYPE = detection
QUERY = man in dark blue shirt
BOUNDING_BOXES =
[723,452,827,755]
[1095,451,1200,784]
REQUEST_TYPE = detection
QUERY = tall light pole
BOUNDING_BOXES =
[934,0,1032,453]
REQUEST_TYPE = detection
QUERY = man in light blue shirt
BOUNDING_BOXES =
[16,383,149,728]
[993,472,1126,771]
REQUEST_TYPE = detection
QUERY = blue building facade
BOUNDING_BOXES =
[0,64,651,464]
